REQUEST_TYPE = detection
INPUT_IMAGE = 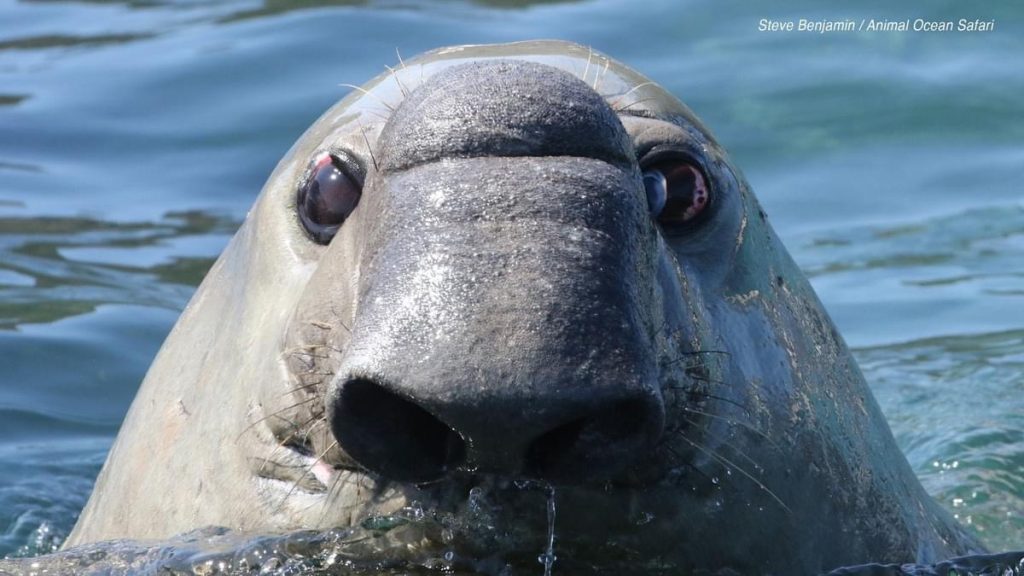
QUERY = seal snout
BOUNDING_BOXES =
[321,56,665,486]
[330,372,664,484]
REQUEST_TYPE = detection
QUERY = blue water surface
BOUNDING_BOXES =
[0,0,1021,561]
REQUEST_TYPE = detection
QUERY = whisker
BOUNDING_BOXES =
[689,373,726,387]
[236,397,317,442]
[292,371,334,381]
[395,47,406,69]
[357,119,378,173]
[700,392,752,414]
[286,379,331,396]
[593,58,610,92]
[258,417,326,474]
[317,475,342,527]
[581,46,593,86]
[285,348,330,360]
[680,416,768,475]
[385,64,409,98]
[664,444,715,485]
[666,385,751,414]
[362,109,390,123]
[340,83,394,112]
[336,317,352,335]
[295,369,336,377]
[277,415,325,451]
[678,434,790,514]
[317,464,360,528]
[614,96,659,113]
[326,303,353,336]
[680,406,779,450]
[609,81,656,108]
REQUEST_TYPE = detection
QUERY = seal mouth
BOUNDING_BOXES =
[250,440,336,494]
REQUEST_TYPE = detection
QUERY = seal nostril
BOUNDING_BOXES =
[330,378,464,483]
[525,399,660,482]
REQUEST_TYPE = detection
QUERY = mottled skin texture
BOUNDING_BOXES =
[66,41,984,574]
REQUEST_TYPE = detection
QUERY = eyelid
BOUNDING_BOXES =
[638,145,706,173]
[326,149,366,185]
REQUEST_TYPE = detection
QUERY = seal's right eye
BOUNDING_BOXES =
[297,152,362,244]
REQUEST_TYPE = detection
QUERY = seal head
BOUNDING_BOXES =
[66,41,984,574]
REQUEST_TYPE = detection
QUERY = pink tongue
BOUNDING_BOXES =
[312,460,335,486]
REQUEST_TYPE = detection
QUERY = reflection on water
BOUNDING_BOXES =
[0,0,1022,568]
[0,95,29,106]
[0,33,155,51]
[792,204,1024,345]
[0,211,236,329]
[216,0,370,23]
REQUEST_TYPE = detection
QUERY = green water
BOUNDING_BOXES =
[0,0,1021,563]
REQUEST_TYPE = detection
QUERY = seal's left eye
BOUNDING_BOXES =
[298,153,362,244]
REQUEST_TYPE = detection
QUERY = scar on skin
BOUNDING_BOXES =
[726,290,760,306]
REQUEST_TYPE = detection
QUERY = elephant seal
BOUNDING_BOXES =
[65,41,985,574]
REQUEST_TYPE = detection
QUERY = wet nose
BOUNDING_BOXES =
[329,374,664,483]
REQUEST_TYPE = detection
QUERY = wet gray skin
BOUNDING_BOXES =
[65,41,985,574]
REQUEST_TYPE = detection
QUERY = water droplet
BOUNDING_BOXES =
[401,504,425,521]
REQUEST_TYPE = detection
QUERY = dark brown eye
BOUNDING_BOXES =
[298,152,362,244]
[642,154,711,233]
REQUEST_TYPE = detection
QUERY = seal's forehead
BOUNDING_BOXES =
[321,40,706,134]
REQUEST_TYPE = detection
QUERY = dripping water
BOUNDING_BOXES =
[538,484,557,576]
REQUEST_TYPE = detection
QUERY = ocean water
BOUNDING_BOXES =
[0,0,1021,569]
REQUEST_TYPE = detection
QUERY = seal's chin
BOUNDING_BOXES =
[248,444,696,576]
